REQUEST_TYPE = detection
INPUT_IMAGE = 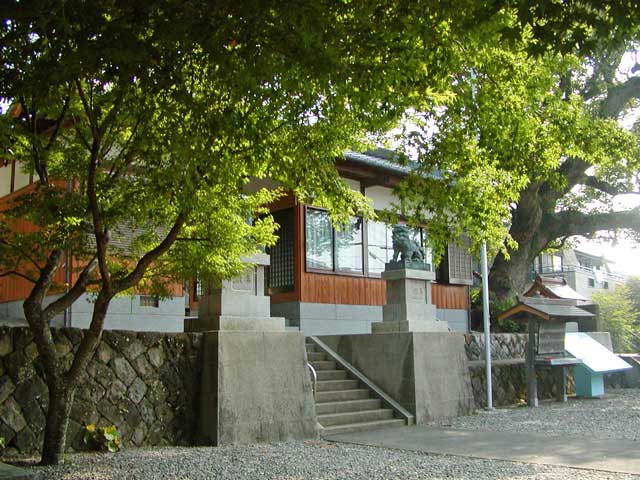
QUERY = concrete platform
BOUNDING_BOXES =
[325,426,640,475]
[0,462,33,480]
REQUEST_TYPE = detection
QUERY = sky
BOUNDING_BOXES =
[577,194,640,277]
[578,237,640,277]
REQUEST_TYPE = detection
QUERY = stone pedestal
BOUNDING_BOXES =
[317,332,474,423]
[198,331,318,445]
[372,265,448,333]
[185,253,285,332]
[187,254,317,445]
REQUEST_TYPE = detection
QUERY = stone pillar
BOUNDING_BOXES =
[372,264,448,333]
[184,253,285,333]
[186,253,317,446]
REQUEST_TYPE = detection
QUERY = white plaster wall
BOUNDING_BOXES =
[364,185,395,211]
[436,308,469,333]
[0,293,186,332]
[13,164,30,191]
[0,165,11,197]
[342,177,361,192]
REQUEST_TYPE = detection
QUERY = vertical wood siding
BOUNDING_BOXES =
[275,202,470,310]
[300,272,386,306]
[1,186,185,305]
[432,283,469,310]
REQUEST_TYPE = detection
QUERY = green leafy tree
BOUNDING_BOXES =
[394,16,640,299]
[2,0,640,465]
[0,0,437,464]
[485,37,640,301]
[592,286,640,353]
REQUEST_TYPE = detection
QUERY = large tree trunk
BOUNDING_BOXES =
[489,244,535,301]
[488,185,552,301]
[40,384,75,466]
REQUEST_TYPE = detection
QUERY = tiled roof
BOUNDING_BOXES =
[524,302,594,318]
[343,149,442,179]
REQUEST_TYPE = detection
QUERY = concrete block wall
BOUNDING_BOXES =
[318,332,474,424]
[272,302,470,335]
[271,302,383,335]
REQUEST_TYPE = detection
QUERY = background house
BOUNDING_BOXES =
[531,249,625,301]
[2,149,473,333]
[0,160,187,331]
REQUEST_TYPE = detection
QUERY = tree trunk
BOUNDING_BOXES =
[40,384,75,466]
[489,245,535,301]
[488,186,552,301]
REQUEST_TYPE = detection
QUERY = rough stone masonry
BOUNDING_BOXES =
[0,327,202,455]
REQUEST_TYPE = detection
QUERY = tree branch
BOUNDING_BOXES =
[42,257,98,321]
[44,94,71,152]
[0,270,37,283]
[75,80,97,135]
[0,239,44,272]
[113,211,188,293]
[547,207,640,239]
[600,76,640,118]
[86,123,110,288]
[584,176,630,195]
[23,250,63,384]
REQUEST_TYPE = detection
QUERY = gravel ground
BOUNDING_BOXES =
[447,388,640,441]
[24,388,640,480]
[30,441,639,480]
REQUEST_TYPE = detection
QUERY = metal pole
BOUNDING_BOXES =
[480,241,493,409]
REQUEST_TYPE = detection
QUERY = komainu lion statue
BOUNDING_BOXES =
[391,225,424,263]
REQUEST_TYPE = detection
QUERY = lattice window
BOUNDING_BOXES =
[140,295,159,308]
[439,237,473,285]
[268,208,295,291]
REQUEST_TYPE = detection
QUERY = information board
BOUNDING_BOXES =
[565,332,632,373]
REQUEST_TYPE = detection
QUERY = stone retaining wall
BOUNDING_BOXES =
[464,333,565,408]
[0,327,202,455]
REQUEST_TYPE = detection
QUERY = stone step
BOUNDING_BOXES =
[315,389,370,403]
[306,343,321,353]
[316,398,382,415]
[316,370,348,381]
[320,419,406,436]
[307,351,326,362]
[316,379,359,392]
[310,360,336,371]
[318,408,395,427]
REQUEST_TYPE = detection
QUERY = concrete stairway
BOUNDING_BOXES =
[306,341,406,435]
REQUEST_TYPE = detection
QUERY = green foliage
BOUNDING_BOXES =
[2,0,638,465]
[82,424,121,453]
[0,436,5,449]
[592,284,640,353]
[395,23,639,260]
[470,288,522,333]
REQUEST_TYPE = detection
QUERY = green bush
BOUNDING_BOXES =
[592,287,640,353]
[83,424,121,453]
[470,288,523,333]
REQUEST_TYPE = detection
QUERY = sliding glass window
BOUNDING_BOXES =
[367,220,393,274]
[335,217,363,273]
[305,207,431,275]
[305,209,333,270]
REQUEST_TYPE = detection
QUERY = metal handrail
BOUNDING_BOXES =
[308,335,415,426]
[534,264,625,282]
[306,362,317,400]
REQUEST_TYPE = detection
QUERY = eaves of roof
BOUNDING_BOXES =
[342,149,442,180]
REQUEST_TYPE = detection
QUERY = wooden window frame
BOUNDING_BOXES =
[303,206,430,279]
[304,206,366,277]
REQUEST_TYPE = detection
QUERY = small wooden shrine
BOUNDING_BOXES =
[497,296,594,407]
